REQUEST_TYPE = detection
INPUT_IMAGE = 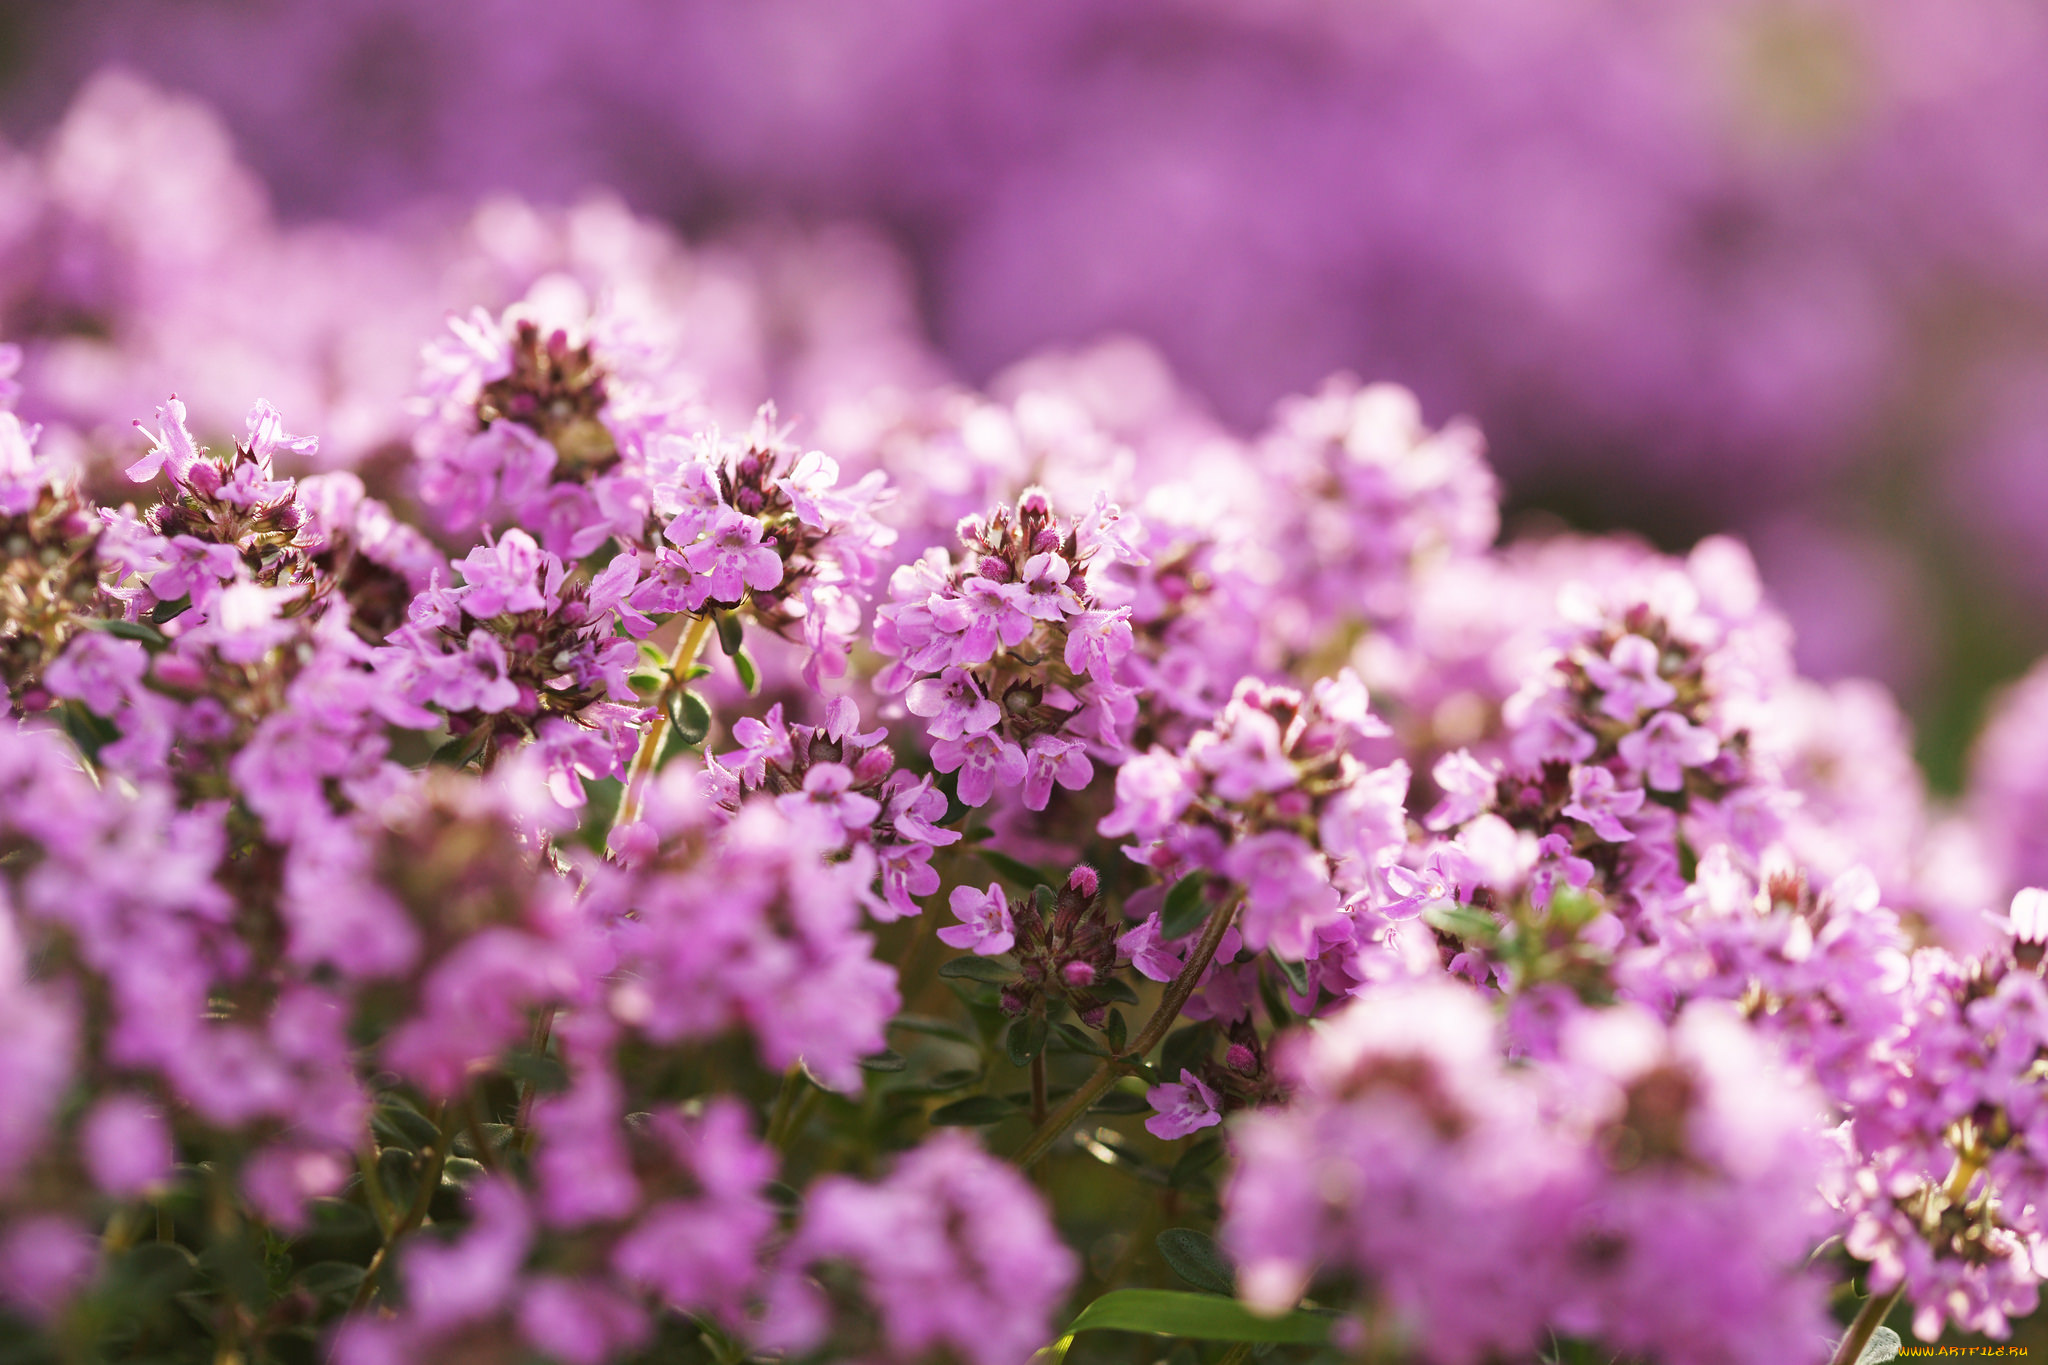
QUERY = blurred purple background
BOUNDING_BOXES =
[3,0,2048,783]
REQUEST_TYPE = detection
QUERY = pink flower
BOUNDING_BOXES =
[1424,748,1494,830]
[681,507,783,604]
[1063,607,1134,681]
[1616,710,1718,791]
[1583,634,1676,720]
[776,763,882,833]
[1145,1069,1224,1140]
[939,882,1015,955]
[931,577,1035,664]
[1561,764,1646,842]
[930,731,1027,807]
[905,665,1000,740]
[1021,734,1093,812]
[1018,551,1082,620]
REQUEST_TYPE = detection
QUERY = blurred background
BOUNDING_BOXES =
[1,0,2046,792]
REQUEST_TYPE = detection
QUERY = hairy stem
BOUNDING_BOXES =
[617,612,717,829]
[346,1104,454,1318]
[1828,1153,1983,1365]
[510,613,719,1153]
[1013,897,1240,1168]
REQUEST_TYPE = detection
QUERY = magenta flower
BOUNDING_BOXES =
[1098,749,1196,841]
[1583,634,1676,720]
[777,762,883,832]
[1021,733,1092,812]
[1062,607,1134,681]
[1117,913,1183,982]
[1145,1069,1224,1140]
[930,576,1035,664]
[905,666,1000,740]
[1017,551,1082,620]
[1617,710,1718,791]
[1424,748,1495,830]
[930,731,1027,807]
[681,507,783,604]
[126,395,203,485]
[456,530,551,619]
[939,882,1015,955]
[1561,764,1646,842]
[80,1095,173,1197]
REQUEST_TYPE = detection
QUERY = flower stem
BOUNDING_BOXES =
[1828,1152,1983,1365]
[346,1103,454,1317]
[1012,897,1239,1168]
[617,612,717,828]
[508,613,719,1154]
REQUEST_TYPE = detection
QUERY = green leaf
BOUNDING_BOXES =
[859,1049,907,1073]
[891,1067,983,1097]
[1159,872,1210,941]
[732,645,759,695]
[1056,1289,1332,1345]
[937,955,1016,984]
[888,1014,978,1044]
[1090,976,1140,1006]
[928,1094,1020,1126]
[1031,884,1056,920]
[1155,1229,1236,1296]
[636,641,671,673]
[1168,1134,1226,1189]
[1105,1008,1127,1054]
[504,1048,570,1095]
[1006,1014,1049,1068]
[370,1102,440,1152]
[90,617,168,648]
[1052,1021,1108,1057]
[1424,902,1498,943]
[667,689,711,747]
[295,1261,367,1299]
[1161,1024,1212,1078]
[148,594,192,625]
[1268,951,1311,997]
[715,610,745,657]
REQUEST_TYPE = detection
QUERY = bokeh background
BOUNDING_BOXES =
[2,0,2047,793]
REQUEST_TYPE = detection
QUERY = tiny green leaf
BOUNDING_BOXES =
[667,689,712,747]
[1052,1021,1109,1057]
[1006,1014,1049,1068]
[1090,976,1140,1006]
[1160,872,1210,940]
[1105,1008,1128,1054]
[732,645,759,695]
[91,617,168,647]
[714,610,745,656]
[937,955,1016,984]
[1057,1289,1332,1345]
[928,1094,1020,1126]
[859,1049,907,1073]
[1268,951,1311,997]
[1424,902,1498,943]
[1155,1229,1236,1296]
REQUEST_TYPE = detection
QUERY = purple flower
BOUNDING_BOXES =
[1225,829,1342,959]
[776,762,882,833]
[1617,710,1718,791]
[126,395,204,485]
[456,530,551,619]
[1583,634,1676,720]
[930,731,1027,807]
[930,576,1035,664]
[437,630,523,714]
[44,633,148,717]
[1561,764,1646,842]
[725,704,794,786]
[1425,748,1495,830]
[905,666,1000,740]
[681,506,783,604]
[0,412,48,516]
[939,882,1015,955]
[1098,749,1196,841]
[1145,1068,1224,1140]
[80,1094,173,1197]
[1017,551,1081,620]
[1063,607,1134,681]
[1380,848,1467,920]
[1020,733,1092,812]
[1117,912,1184,982]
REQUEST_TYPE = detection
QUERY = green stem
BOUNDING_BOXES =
[617,613,717,828]
[346,1104,454,1316]
[507,614,719,1153]
[1013,897,1240,1168]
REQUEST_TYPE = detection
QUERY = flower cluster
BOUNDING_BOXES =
[707,695,958,918]
[875,488,1141,810]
